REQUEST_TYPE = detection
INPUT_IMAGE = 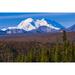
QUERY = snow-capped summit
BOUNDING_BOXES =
[35,18,60,30]
[35,18,50,28]
[17,18,36,31]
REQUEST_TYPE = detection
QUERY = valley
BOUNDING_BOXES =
[0,32,75,42]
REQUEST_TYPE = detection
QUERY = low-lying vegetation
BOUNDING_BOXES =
[0,31,75,62]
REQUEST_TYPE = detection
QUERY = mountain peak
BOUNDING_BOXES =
[35,18,50,28]
[17,18,36,31]
[23,18,33,23]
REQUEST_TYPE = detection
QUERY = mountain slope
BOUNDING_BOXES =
[45,18,65,29]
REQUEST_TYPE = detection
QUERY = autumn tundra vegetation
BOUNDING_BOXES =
[0,30,75,62]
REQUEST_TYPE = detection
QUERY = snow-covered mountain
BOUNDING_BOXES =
[0,18,65,35]
[17,18,61,31]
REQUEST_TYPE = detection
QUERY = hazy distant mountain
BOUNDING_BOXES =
[0,30,6,35]
[66,24,75,32]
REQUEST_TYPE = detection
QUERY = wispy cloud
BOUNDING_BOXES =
[0,13,67,19]
[0,14,27,19]
[0,13,44,19]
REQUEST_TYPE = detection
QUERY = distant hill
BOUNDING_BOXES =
[66,24,75,32]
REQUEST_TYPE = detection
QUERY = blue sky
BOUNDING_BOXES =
[0,13,75,29]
